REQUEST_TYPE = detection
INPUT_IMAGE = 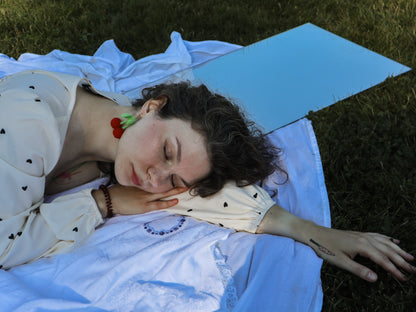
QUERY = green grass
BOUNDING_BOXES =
[1,0,415,311]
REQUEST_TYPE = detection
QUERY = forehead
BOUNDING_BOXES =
[159,116,203,140]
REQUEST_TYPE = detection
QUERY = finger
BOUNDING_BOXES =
[148,198,179,210]
[368,234,415,263]
[328,255,378,282]
[359,247,408,281]
[387,241,414,262]
[388,243,415,263]
[367,232,392,240]
[381,245,416,274]
[391,238,400,245]
[368,233,400,246]
[155,187,189,200]
[372,235,415,263]
[389,253,416,274]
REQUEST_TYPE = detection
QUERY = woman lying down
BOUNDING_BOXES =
[0,70,414,283]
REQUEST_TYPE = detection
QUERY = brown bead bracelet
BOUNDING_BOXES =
[99,185,114,218]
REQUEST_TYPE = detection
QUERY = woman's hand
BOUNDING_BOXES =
[257,204,415,282]
[306,226,416,282]
[93,185,188,217]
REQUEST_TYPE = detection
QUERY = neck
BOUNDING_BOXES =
[70,87,136,164]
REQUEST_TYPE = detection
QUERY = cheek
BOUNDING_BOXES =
[113,144,130,185]
[128,121,159,147]
[113,132,137,185]
[118,124,161,166]
[113,157,124,185]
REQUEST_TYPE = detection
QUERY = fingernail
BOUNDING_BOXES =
[367,272,377,282]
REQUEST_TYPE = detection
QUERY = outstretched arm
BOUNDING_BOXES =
[256,204,415,282]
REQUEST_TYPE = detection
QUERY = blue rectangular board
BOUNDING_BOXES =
[192,23,411,132]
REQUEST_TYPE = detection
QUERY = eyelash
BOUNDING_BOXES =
[164,145,170,160]
[164,144,176,188]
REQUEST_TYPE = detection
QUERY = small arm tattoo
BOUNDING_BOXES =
[310,239,335,256]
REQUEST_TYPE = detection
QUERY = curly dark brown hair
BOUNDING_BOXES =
[130,81,286,197]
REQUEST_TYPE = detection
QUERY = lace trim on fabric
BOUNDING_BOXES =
[213,243,238,311]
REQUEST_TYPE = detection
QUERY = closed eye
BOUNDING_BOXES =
[164,142,175,187]
[164,144,170,161]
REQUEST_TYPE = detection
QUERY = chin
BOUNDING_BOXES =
[113,165,127,187]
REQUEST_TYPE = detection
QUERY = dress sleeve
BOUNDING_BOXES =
[163,181,276,233]
[0,71,103,269]
[0,132,104,269]
[0,189,103,270]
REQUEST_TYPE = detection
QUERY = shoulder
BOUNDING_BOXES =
[0,70,85,174]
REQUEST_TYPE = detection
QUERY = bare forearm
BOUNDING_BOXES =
[256,204,317,245]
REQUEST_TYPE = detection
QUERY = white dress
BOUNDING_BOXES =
[0,70,111,269]
[0,70,274,269]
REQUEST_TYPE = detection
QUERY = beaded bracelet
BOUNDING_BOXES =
[99,185,114,218]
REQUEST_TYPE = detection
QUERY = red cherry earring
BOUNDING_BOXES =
[111,113,137,139]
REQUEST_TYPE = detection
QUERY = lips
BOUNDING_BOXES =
[131,168,141,186]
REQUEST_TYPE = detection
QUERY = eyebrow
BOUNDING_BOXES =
[175,137,190,187]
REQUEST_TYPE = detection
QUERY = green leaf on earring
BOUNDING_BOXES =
[120,113,137,129]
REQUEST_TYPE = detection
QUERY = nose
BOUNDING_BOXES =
[148,166,170,187]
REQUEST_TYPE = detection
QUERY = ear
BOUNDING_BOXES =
[138,95,168,118]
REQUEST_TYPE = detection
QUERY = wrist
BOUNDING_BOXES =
[92,189,107,218]
[99,185,114,218]
[294,219,319,245]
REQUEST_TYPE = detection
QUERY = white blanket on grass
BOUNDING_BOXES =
[0,32,330,312]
